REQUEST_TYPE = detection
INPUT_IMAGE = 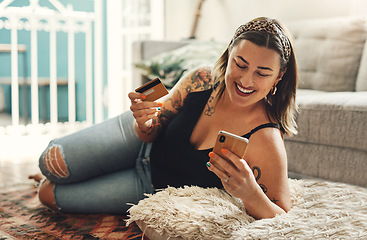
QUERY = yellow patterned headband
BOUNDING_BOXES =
[232,19,291,62]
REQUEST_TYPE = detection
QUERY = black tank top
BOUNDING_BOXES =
[150,89,281,189]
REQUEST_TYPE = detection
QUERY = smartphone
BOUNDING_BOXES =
[135,78,169,101]
[212,130,249,171]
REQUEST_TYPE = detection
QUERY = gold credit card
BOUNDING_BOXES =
[135,78,169,101]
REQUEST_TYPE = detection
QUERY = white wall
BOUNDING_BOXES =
[164,0,367,42]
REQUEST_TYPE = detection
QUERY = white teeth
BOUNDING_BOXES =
[236,84,254,94]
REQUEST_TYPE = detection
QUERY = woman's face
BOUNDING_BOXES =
[224,40,284,108]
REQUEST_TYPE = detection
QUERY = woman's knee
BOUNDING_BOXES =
[39,144,69,179]
[38,180,58,211]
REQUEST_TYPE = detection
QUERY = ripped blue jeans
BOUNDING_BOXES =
[38,111,154,214]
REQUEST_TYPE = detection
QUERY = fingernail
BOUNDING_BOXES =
[206,162,211,167]
[208,152,215,158]
[221,148,227,154]
[155,112,159,116]
[158,102,163,107]
[141,95,147,100]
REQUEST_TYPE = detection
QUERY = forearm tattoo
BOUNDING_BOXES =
[252,166,279,204]
[252,166,267,192]
[158,108,176,128]
[140,117,162,135]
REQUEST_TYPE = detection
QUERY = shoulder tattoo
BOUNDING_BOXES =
[191,67,212,91]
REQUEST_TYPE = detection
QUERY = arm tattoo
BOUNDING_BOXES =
[252,166,262,181]
[156,68,212,131]
[171,90,183,111]
[252,166,268,193]
[259,184,268,193]
[192,68,212,91]
[158,108,176,127]
[140,117,162,135]
[252,166,280,205]
[185,85,192,94]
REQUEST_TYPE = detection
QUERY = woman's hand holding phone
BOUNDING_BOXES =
[207,131,260,201]
[211,131,248,171]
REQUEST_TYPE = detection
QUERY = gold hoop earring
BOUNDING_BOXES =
[271,86,277,95]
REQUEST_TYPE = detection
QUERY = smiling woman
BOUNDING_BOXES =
[213,17,298,137]
[36,17,298,221]
[224,40,284,108]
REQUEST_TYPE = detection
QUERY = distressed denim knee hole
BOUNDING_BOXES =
[43,145,69,178]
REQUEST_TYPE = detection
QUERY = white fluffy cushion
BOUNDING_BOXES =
[288,17,367,91]
[126,179,367,240]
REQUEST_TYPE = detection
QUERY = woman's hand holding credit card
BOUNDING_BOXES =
[135,78,169,102]
[128,78,168,135]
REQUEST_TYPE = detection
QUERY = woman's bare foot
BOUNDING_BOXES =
[29,173,44,183]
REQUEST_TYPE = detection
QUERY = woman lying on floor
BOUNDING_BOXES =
[33,17,298,220]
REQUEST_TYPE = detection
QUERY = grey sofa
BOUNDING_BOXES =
[132,16,367,188]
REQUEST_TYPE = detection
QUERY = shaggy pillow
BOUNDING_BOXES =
[288,17,367,92]
[135,41,226,88]
[126,179,367,240]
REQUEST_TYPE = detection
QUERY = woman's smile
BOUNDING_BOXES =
[235,82,255,96]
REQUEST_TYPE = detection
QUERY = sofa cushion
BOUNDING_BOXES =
[285,141,367,187]
[287,89,367,152]
[356,28,367,91]
[289,17,367,92]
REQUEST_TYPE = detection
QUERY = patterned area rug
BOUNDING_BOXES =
[0,185,147,240]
